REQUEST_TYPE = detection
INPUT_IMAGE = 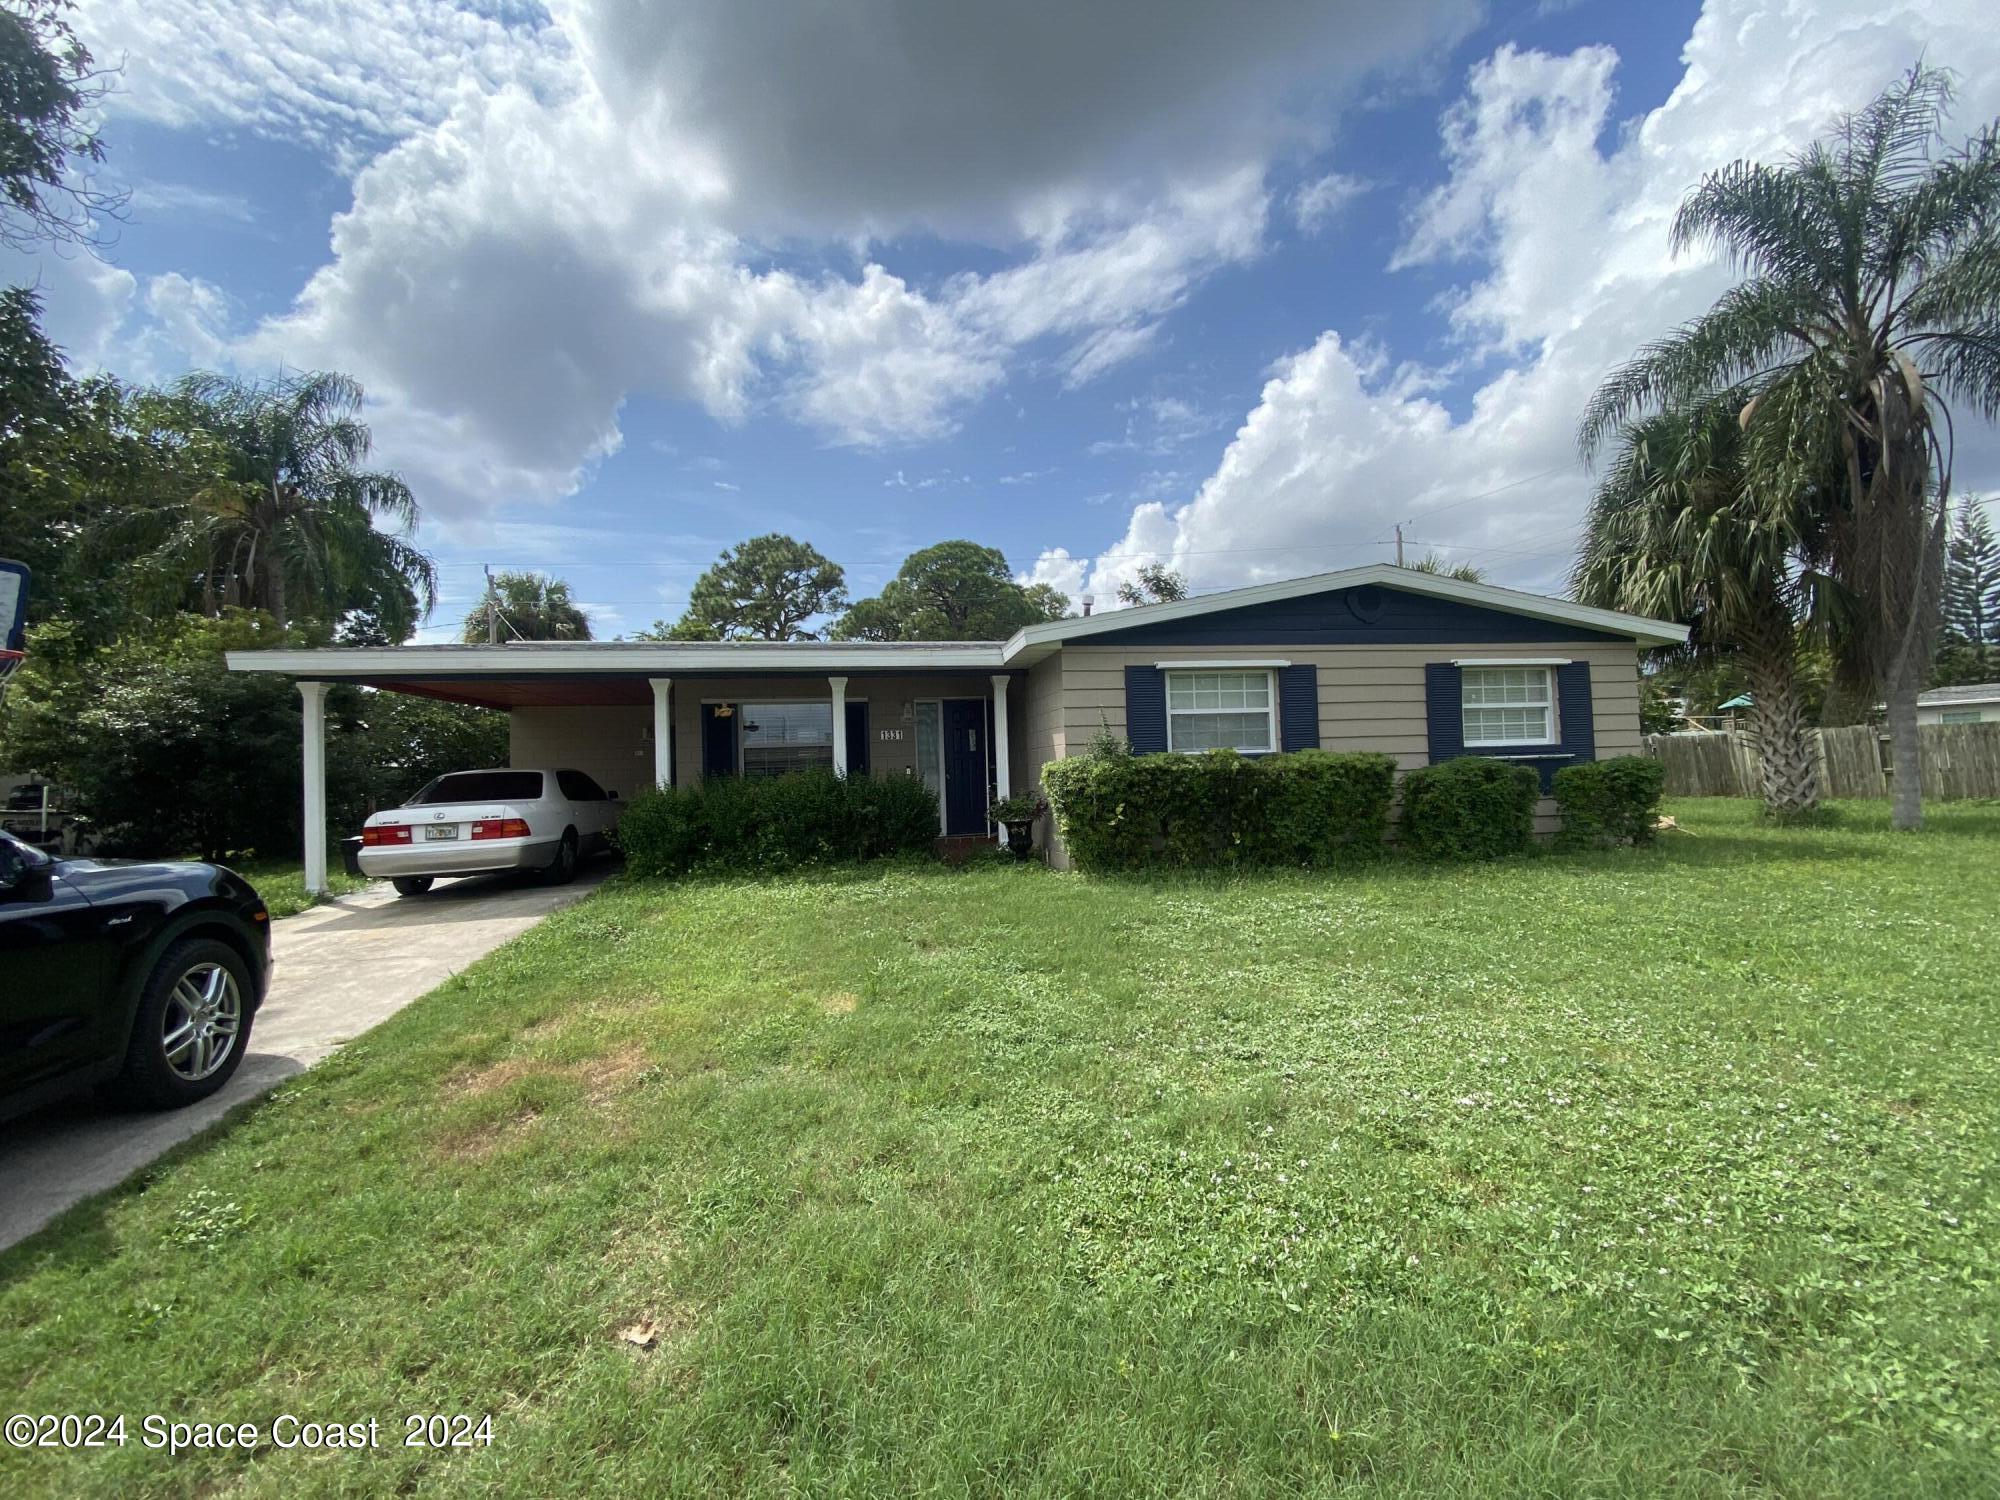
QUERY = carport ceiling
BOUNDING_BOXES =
[353,676,658,709]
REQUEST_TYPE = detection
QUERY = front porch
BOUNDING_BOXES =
[277,646,1030,894]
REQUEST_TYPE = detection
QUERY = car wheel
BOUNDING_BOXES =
[112,938,254,1109]
[544,828,579,885]
[393,876,435,897]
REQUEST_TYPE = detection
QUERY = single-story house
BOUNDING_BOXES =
[226,564,1688,890]
[1917,682,2000,726]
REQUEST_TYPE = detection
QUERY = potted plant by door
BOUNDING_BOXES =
[989,792,1045,859]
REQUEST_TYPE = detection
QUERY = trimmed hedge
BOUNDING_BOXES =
[613,769,939,877]
[1041,749,1397,873]
[1553,755,1666,848]
[1398,756,1539,861]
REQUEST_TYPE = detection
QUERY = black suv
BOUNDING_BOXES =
[0,830,274,1122]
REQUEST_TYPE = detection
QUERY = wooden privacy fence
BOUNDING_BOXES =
[1644,722,2000,800]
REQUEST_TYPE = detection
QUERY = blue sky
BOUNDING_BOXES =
[17,1,1999,639]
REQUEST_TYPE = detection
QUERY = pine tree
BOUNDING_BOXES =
[1936,499,2000,684]
[1943,499,1999,646]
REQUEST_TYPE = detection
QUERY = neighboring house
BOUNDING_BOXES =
[1917,683,2000,726]
[226,564,1688,888]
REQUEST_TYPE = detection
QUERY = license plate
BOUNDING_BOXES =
[425,825,459,841]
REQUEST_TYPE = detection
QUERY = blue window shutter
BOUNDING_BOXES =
[1279,664,1319,751]
[1557,661,1595,763]
[1425,663,1464,764]
[1125,666,1168,753]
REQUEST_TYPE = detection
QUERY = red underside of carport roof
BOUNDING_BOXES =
[338,675,663,709]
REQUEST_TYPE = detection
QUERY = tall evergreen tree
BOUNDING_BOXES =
[1936,498,2000,683]
[647,534,845,641]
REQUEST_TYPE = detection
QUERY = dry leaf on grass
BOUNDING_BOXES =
[618,1318,660,1351]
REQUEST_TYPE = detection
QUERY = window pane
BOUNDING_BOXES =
[739,702,836,779]
[1164,670,1275,753]
[1168,711,1273,753]
[1464,705,1550,744]
[412,771,543,804]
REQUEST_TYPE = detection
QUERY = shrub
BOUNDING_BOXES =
[1553,756,1667,848]
[614,769,939,877]
[1040,749,1397,874]
[1398,756,1539,861]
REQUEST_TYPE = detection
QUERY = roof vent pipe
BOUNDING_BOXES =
[1081,597,1093,617]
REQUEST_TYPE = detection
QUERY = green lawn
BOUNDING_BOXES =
[219,855,369,918]
[4,800,1996,1496]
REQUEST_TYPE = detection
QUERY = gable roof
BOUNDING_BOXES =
[1000,563,1689,660]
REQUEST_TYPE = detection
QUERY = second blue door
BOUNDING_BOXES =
[941,698,990,836]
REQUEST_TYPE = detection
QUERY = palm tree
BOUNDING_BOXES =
[150,371,437,635]
[1581,66,2000,829]
[1407,553,1486,583]
[1576,402,1824,815]
[463,571,591,642]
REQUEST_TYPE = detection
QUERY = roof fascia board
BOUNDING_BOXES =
[226,644,1007,676]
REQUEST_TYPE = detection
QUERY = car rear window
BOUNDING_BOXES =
[409,771,543,805]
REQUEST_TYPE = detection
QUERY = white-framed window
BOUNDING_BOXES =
[1461,666,1557,747]
[1166,669,1276,753]
[1939,708,1983,726]
[738,701,835,778]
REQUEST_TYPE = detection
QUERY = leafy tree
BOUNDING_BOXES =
[1581,66,2000,830]
[1021,581,1071,622]
[337,691,509,813]
[1,610,509,857]
[1576,401,1824,816]
[1116,563,1189,606]
[0,0,121,253]
[137,371,437,636]
[1407,553,1486,583]
[464,570,592,642]
[1,611,304,858]
[1934,498,2000,684]
[0,324,225,645]
[831,541,1068,640]
[646,533,846,641]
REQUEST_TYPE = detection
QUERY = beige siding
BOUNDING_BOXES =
[1059,641,1640,762]
[1055,640,1645,840]
[509,706,652,799]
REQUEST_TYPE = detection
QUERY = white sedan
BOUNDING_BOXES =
[358,767,622,896]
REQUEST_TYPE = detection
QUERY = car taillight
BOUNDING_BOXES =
[362,825,412,846]
[471,818,531,840]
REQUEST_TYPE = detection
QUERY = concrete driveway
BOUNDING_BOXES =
[0,863,612,1253]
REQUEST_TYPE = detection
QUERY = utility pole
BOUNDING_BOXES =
[1394,524,1405,567]
[483,565,500,645]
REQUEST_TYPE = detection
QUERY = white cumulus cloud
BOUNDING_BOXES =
[1043,0,2000,606]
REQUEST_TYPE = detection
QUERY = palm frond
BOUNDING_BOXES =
[1578,280,1812,458]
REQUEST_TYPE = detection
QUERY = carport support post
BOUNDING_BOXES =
[991,674,1011,846]
[299,680,329,896]
[649,677,673,788]
[829,676,849,777]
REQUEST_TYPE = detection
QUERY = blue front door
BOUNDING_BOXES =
[941,698,990,836]
[701,704,737,779]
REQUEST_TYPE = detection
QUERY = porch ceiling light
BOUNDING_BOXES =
[714,703,735,718]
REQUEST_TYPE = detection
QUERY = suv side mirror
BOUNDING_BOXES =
[0,837,50,897]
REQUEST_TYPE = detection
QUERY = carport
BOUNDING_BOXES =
[227,641,1028,893]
